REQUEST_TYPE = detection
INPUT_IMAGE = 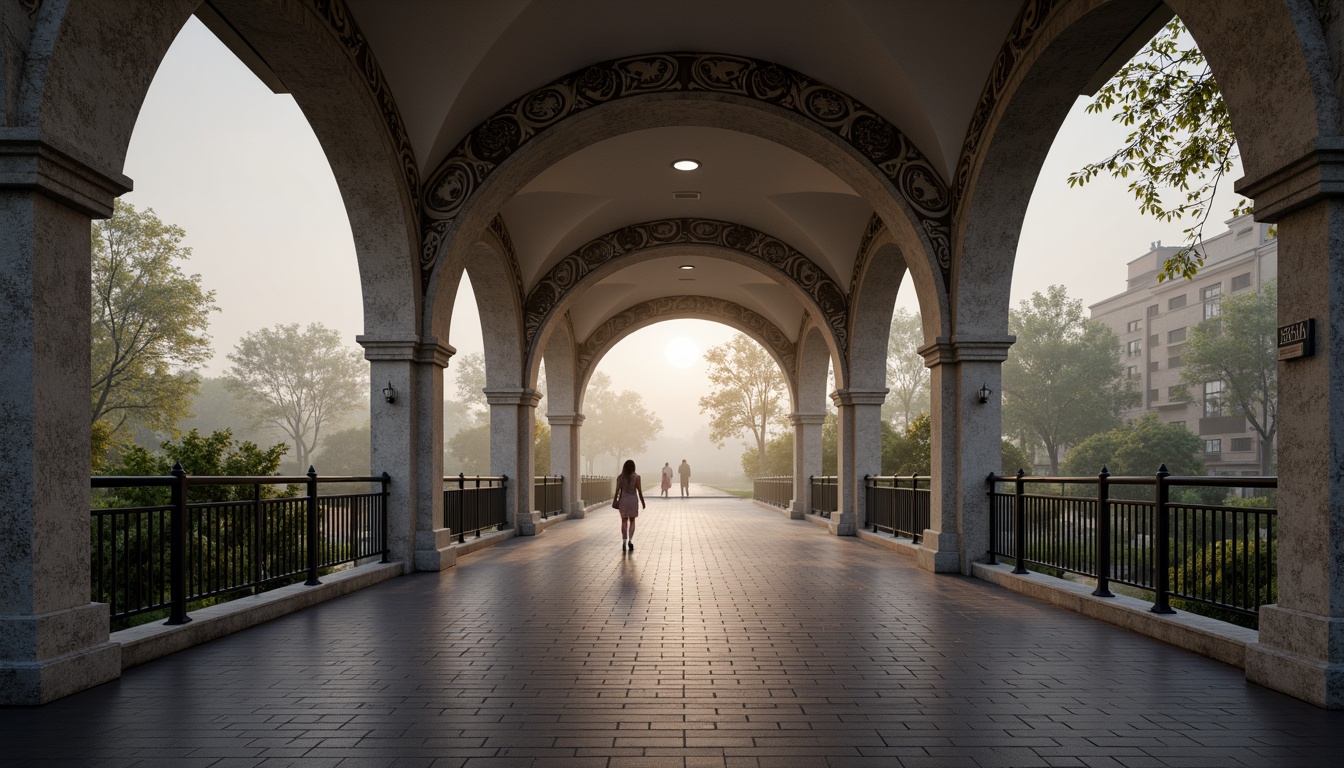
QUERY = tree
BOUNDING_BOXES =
[450,351,489,421]
[883,308,930,430]
[91,199,217,461]
[1001,440,1032,475]
[699,334,788,477]
[1070,18,1247,281]
[883,412,931,476]
[313,425,371,475]
[584,372,663,471]
[740,432,793,477]
[1178,282,1278,474]
[1003,285,1138,473]
[447,423,491,475]
[99,429,291,506]
[224,323,366,470]
[1063,414,1204,478]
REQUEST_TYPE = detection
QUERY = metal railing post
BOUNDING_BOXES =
[1093,467,1113,597]
[253,482,264,596]
[1152,463,1174,614]
[500,473,509,530]
[166,462,191,625]
[1012,469,1028,574]
[457,473,467,543]
[305,466,321,586]
[380,473,391,563]
[986,472,997,565]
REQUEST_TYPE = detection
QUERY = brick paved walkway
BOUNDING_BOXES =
[6,486,1344,767]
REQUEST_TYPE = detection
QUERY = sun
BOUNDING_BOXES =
[664,336,700,369]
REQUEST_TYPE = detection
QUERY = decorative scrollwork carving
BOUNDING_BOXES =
[304,0,421,233]
[577,296,796,383]
[953,0,1058,214]
[422,52,951,285]
[849,214,887,298]
[523,218,848,356]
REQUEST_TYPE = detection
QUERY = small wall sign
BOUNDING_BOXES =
[1278,319,1315,361]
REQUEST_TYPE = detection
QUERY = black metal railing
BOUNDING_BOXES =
[91,465,389,627]
[988,466,1277,622]
[580,475,614,507]
[534,474,564,518]
[752,476,793,508]
[444,473,508,541]
[810,475,838,518]
[866,474,930,542]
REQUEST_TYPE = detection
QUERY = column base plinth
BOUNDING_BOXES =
[828,510,857,536]
[1245,604,1344,708]
[516,510,544,536]
[0,603,122,705]
[917,529,963,573]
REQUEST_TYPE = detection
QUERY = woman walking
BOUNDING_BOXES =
[660,462,673,497]
[614,459,645,550]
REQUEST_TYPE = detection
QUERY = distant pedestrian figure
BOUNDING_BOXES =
[660,462,673,497]
[678,459,691,497]
[614,459,645,550]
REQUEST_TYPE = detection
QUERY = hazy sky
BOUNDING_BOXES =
[124,18,1243,446]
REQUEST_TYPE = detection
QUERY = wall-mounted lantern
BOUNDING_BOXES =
[382,382,397,404]
[977,383,992,404]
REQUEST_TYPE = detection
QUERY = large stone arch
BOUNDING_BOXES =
[574,295,799,407]
[523,219,846,386]
[418,54,954,349]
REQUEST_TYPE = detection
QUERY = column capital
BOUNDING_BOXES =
[483,387,542,407]
[0,129,131,218]
[1236,136,1344,221]
[548,412,585,426]
[918,335,1015,366]
[789,411,827,426]
[830,388,888,407]
[357,335,456,367]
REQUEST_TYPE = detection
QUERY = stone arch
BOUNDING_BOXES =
[463,237,526,390]
[796,323,834,415]
[574,296,799,407]
[848,241,909,392]
[542,314,579,418]
[418,57,954,350]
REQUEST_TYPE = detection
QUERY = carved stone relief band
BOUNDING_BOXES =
[575,295,797,385]
[523,218,848,356]
[952,0,1057,213]
[421,52,952,283]
[485,215,525,305]
[848,213,888,298]
[304,0,421,232]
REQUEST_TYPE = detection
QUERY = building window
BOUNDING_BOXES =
[1168,327,1186,343]
[1148,360,1160,372]
[1126,365,1137,379]
[1168,294,1187,310]
[1168,385,1187,400]
[1148,334,1159,348]
[1202,283,1222,319]
[1126,319,1141,333]
[1172,421,1185,429]
[1203,380,1224,417]
[1204,439,1222,454]
[1147,304,1160,318]
[1231,273,1252,291]
[1127,339,1142,357]
[1168,355,1183,369]
[1149,388,1159,402]
[1231,437,1253,452]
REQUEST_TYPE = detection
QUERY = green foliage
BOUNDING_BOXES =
[451,351,489,421]
[447,422,491,475]
[225,322,366,470]
[584,371,663,472]
[98,429,292,507]
[1004,285,1138,473]
[1179,282,1278,473]
[1170,538,1276,629]
[534,421,551,474]
[313,425,371,476]
[740,431,793,477]
[1001,440,1032,475]
[91,199,218,465]
[1070,19,1248,281]
[883,412,931,475]
[698,334,787,476]
[822,413,837,475]
[1063,414,1204,477]
[884,309,930,430]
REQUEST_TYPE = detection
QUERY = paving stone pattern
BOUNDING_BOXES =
[5,485,1344,767]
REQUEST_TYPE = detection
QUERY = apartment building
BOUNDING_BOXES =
[1089,215,1277,475]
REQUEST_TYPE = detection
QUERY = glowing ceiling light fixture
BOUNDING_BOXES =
[679,264,695,270]
[672,159,700,171]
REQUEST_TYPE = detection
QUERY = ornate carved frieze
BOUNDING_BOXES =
[304,0,421,232]
[522,218,848,355]
[577,296,796,382]
[953,0,1058,214]
[421,52,952,283]
[848,213,887,298]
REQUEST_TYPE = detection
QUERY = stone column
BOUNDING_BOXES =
[549,413,585,517]
[829,389,888,535]
[919,337,1011,574]
[359,336,455,572]
[0,138,129,703]
[1239,148,1344,707]
[485,387,543,535]
[789,412,826,519]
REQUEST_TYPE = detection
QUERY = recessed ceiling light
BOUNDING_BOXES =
[672,191,701,200]
[672,159,700,171]
[679,265,695,270]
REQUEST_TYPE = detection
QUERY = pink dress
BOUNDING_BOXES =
[617,474,640,519]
